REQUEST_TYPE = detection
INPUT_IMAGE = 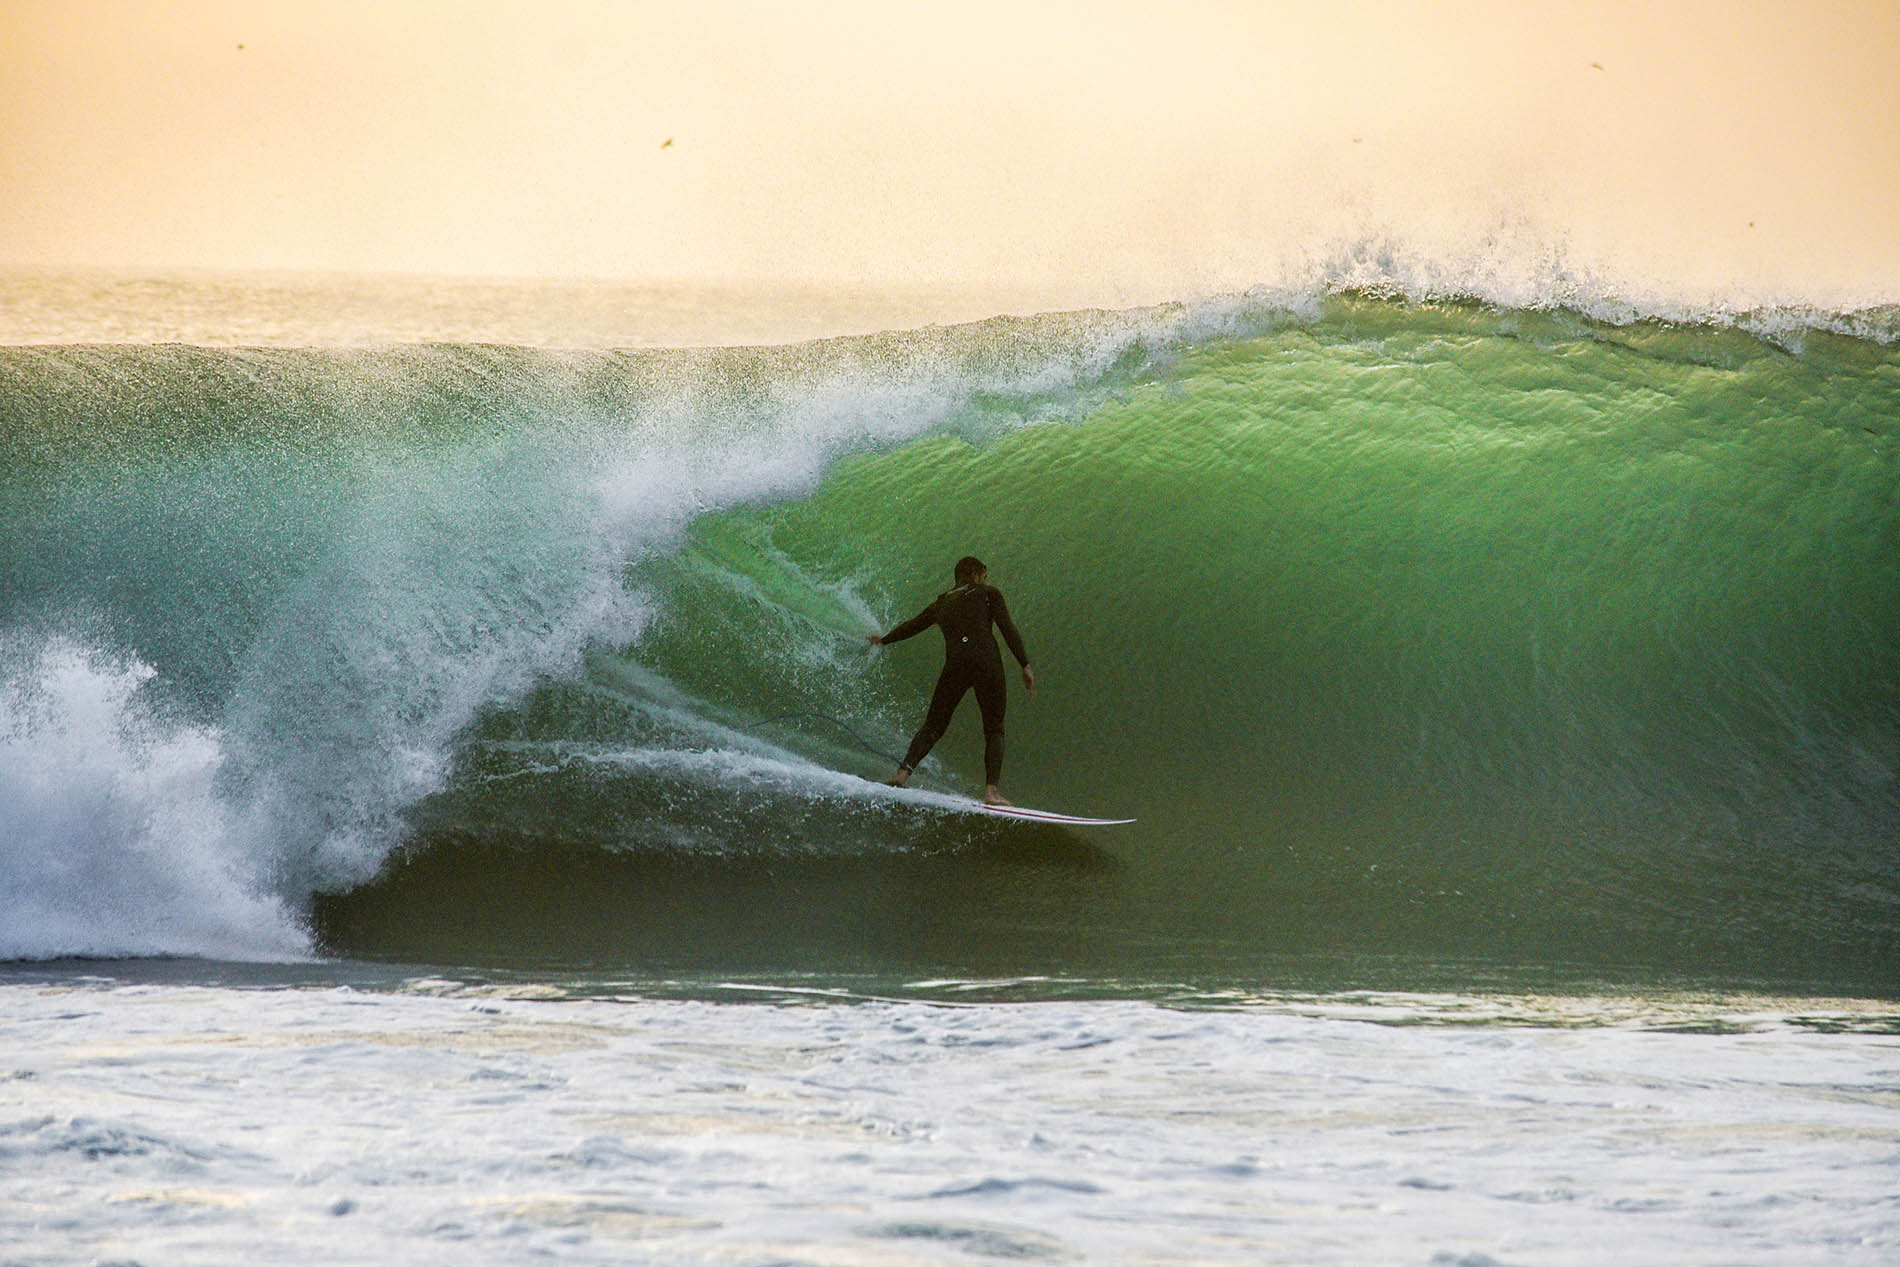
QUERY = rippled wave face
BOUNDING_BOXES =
[2,295,1896,991]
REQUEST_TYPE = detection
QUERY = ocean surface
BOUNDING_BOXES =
[2,271,1897,1262]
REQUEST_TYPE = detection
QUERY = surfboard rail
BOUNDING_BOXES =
[866,776,1132,825]
[974,802,1135,826]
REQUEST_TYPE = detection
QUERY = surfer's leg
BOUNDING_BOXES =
[973,662,1007,799]
[896,665,969,780]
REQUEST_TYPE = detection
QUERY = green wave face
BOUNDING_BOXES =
[6,299,1898,989]
[498,302,1899,986]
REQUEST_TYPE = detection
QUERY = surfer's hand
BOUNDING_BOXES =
[1022,664,1036,694]
[866,634,883,648]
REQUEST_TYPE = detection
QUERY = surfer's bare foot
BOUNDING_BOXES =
[983,785,1011,806]
[886,767,910,788]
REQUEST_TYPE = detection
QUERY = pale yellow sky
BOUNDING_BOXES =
[3,0,1897,307]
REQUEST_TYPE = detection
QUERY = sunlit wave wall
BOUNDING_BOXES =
[2,291,1894,992]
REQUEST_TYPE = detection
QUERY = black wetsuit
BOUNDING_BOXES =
[881,583,1030,785]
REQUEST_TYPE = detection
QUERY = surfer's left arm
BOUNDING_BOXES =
[869,599,937,648]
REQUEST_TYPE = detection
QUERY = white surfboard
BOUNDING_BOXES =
[868,778,1132,825]
[973,801,1135,826]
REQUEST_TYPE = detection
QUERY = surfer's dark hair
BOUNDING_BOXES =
[954,556,987,584]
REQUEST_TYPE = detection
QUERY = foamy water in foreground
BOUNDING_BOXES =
[4,977,1896,1265]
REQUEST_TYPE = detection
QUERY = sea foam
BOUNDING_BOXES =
[0,638,306,960]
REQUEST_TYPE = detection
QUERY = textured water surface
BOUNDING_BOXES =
[4,977,1897,1265]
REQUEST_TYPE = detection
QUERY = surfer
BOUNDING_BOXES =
[867,556,1036,805]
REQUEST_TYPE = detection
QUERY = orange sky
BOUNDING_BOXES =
[3,0,1897,307]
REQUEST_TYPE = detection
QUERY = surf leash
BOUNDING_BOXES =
[751,710,905,769]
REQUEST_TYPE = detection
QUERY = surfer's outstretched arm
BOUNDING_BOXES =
[871,599,938,648]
